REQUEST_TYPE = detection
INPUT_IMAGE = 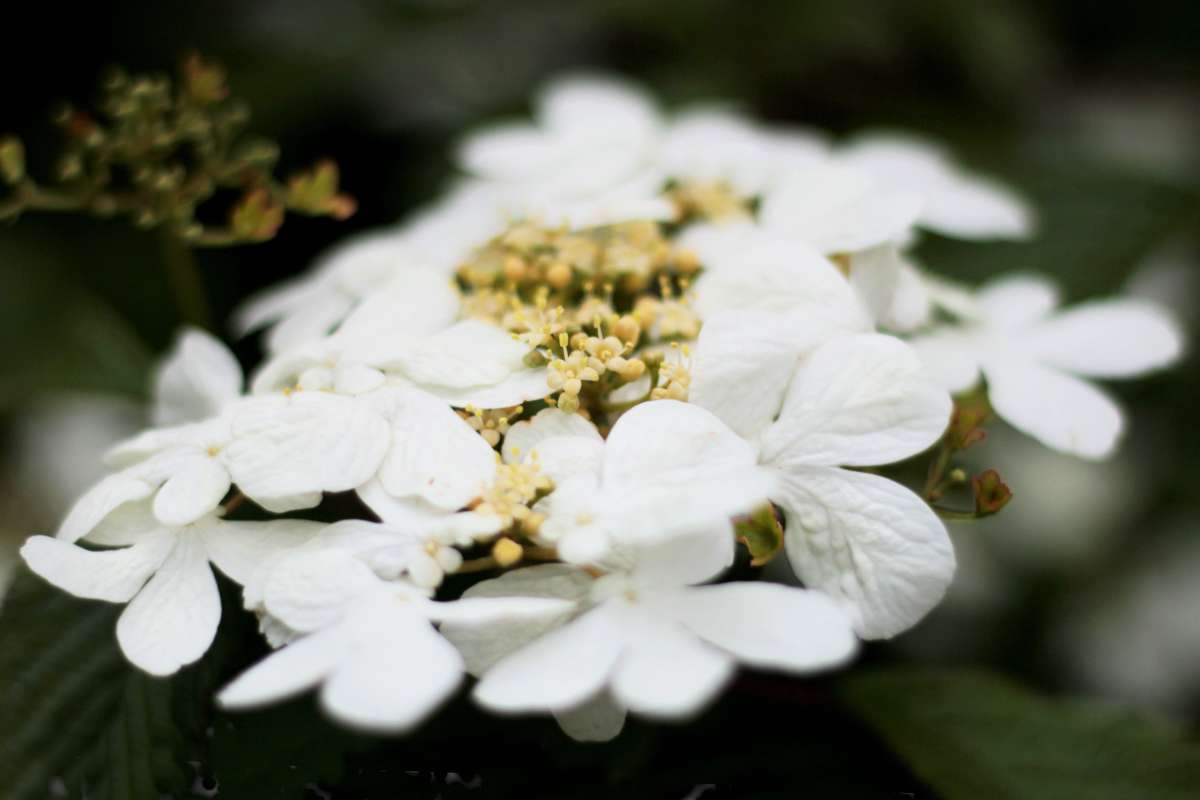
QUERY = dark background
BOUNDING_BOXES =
[0,1,1198,797]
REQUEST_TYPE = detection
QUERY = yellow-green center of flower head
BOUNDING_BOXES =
[456,218,700,421]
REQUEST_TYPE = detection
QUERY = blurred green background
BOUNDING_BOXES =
[1,1,1198,797]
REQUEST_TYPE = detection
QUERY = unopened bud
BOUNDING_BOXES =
[492,537,523,567]
[613,315,641,347]
[620,358,646,381]
[503,255,527,282]
[546,262,572,289]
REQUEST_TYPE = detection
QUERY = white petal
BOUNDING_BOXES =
[440,564,593,675]
[261,549,382,633]
[332,268,461,356]
[225,391,391,502]
[20,531,173,602]
[610,607,734,718]
[377,388,496,510]
[689,228,869,327]
[689,310,802,440]
[840,135,1032,240]
[603,401,772,535]
[320,602,464,733]
[116,532,221,676]
[218,626,344,709]
[880,260,934,332]
[538,75,659,140]
[775,465,955,639]
[761,334,951,468]
[422,367,552,409]
[1025,299,1184,378]
[152,456,231,527]
[920,175,1033,240]
[604,400,757,491]
[85,498,162,547]
[428,595,576,626]
[620,523,736,588]
[386,320,529,389]
[501,408,601,464]
[152,327,243,426]
[458,123,563,181]
[58,474,155,543]
[201,518,324,586]
[984,358,1124,460]
[523,435,607,487]
[975,273,1060,328]
[664,583,857,672]
[553,692,627,743]
[265,292,355,355]
[908,330,983,393]
[474,604,626,712]
[232,275,316,336]
[760,163,923,254]
[848,244,903,323]
[352,479,499,542]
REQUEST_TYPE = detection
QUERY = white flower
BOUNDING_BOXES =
[692,319,955,638]
[909,274,1184,459]
[457,529,855,724]
[458,75,673,229]
[217,548,571,732]
[224,379,501,517]
[839,134,1034,240]
[504,403,774,564]
[250,264,547,409]
[69,328,245,530]
[21,500,321,676]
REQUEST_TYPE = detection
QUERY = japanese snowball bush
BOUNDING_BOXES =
[21,76,1184,741]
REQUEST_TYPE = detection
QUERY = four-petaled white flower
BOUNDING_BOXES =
[446,528,855,731]
[22,499,321,675]
[217,548,572,732]
[692,317,955,638]
[66,328,244,532]
[910,273,1184,459]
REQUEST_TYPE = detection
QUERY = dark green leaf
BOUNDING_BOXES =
[0,567,211,800]
[840,667,1200,800]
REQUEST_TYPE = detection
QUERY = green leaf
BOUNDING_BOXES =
[0,568,210,800]
[839,668,1200,800]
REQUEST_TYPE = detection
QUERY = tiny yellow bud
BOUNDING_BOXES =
[503,255,527,281]
[492,537,523,567]
[613,315,640,347]
[675,248,700,274]
[546,262,573,289]
[621,359,646,381]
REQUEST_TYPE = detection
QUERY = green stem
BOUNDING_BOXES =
[933,506,987,522]
[922,439,953,501]
[159,230,212,329]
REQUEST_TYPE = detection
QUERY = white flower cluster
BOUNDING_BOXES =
[21,76,1183,741]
